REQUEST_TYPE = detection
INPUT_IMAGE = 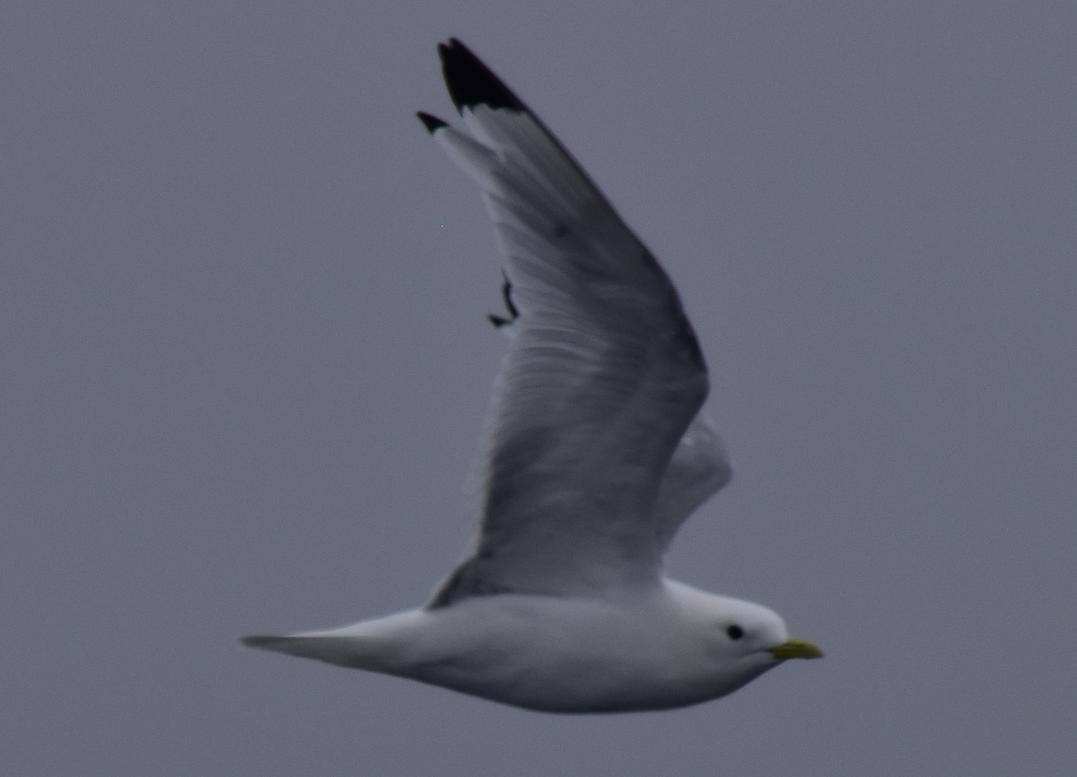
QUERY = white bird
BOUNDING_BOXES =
[241,38,822,713]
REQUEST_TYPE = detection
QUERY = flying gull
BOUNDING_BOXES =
[241,38,822,713]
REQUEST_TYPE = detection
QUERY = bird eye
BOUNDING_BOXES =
[726,624,744,640]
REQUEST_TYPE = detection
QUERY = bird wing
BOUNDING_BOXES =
[652,413,733,554]
[419,40,715,605]
[483,284,733,554]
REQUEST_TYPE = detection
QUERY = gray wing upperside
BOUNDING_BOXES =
[419,40,711,607]
[652,413,732,555]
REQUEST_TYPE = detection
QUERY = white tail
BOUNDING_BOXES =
[240,632,380,670]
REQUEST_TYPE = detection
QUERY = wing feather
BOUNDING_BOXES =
[420,40,716,605]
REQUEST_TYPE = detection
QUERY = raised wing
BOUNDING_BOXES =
[652,413,732,554]
[483,283,733,552]
[419,40,710,605]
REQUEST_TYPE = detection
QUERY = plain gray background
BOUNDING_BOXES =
[4,1,1076,775]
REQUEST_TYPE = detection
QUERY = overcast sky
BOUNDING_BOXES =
[4,2,1076,775]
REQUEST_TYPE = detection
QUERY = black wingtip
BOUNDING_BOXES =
[437,38,526,114]
[416,111,448,133]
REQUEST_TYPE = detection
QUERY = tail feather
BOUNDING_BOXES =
[239,633,376,669]
[240,611,424,672]
[240,634,297,651]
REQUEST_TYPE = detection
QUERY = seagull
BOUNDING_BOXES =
[241,38,822,713]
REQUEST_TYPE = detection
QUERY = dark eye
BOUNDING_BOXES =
[726,624,744,640]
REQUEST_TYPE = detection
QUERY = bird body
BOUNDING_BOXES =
[244,580,803,713]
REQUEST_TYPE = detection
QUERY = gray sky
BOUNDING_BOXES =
[4,2,1076,775]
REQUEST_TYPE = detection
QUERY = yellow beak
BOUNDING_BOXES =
[769,638,824,660]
